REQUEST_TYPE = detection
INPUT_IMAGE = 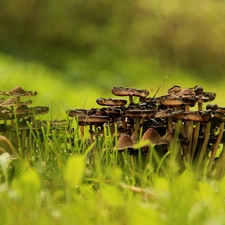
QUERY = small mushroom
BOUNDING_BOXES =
[182,111,212,122]
[196,121,211,170]
[140,128,167,147]
[96,98,127,106]
[115,134,134,151]
[1,86,38,108]
[67,108,87,117]
[0,107,13,120]
[0,135,19,159]
[125,109,155,133]
[154,109,173,119]
[16,105,49,117]
[168,85,181,97]
[160,96,184,106]
[0,97,32,107]
[208,122,224,172]
[78,114,110,143]
[112,87,149,103]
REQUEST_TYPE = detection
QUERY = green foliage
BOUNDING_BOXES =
[64,155,85,187]
[0,0,225,77]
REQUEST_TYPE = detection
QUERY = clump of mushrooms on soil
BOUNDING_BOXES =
[1,85,225,178]
[67,85,225,178]
[0,86,68,156]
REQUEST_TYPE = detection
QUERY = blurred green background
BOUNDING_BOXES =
[0,0,225,117]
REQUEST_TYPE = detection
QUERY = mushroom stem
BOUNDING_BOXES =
[122,117,127,131]
[196,121,211,170]
[211,144,225,179]
[16,96,21,108]
[185,120,193,162]
[21,129,27,156]
[191,122,200,160]
[80,125,85,137]
[208,122,224,172]
[129,96,133,104]
[167,117,173,133]
[134,117,140,133]
[89,124,94,143]
[198,102,203,111]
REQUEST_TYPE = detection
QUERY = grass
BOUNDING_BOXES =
[1,52,225,225]
[1,122,225,225]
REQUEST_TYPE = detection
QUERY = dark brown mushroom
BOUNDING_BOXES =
[168,85,181,97]
[115,134,134,151]
[16,105,49,117]
[67,109,87,117]
[154,109,173,119]
[96,98,127,106]
[140,128,167,146]
[182,111,212,122]
[160,96,184,106]
[208,122,224,172]
[112,87,149,103]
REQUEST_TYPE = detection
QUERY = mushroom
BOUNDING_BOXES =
[0,107,13,120]
[125,109,155,134]
[112,87,149,104]
[96,98,127,107]
[211,144,225,179]
[1,86,38,108]
[78,114,110,143]
[168,85,181,97]
[16,105,49,117]
[208,122,224,172]
[67,108,87,117]
[0,135,19,160]
[114,134,134,151]
[195,91,216,111]
[160,96,184,107]
[139,128,168,154]
[196,121,211,170]
[0,97,32,108]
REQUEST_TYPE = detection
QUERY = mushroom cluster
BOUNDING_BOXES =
[0,86,50,153]
[68,85,225,175]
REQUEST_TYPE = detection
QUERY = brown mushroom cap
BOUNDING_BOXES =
[115,134,134,150]
[0,107,13,120]
[154,109,173,118]
[193,85,203,95]
[175,88,195,97]
[16,105,49,116]
[160,96,184,106]
[168,85,182,96]
[182,110,212,122]
[67,109,87,117]
[78,115,110,125]
[206,104,218,111]
[211,111,225,122]
[195,92,216,103]
[112,87,149,98]
[96,98,127,106]
[104,107,123,115]
[125,109,155,118]
[0,97,32,107]
[3,86,38,96]
[140,128,168,146]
